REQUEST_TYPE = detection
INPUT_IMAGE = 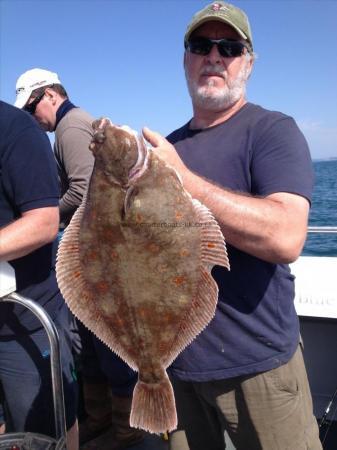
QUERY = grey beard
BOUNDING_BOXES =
[185,63,250,111]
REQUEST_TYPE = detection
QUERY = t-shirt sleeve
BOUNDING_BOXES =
[2,125,60,213]
[250,116,314,203]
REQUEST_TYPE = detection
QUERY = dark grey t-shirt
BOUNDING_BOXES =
[167,102,313,381]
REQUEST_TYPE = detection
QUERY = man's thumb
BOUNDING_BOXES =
[142,126,164,148]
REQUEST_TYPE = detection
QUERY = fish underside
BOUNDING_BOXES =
[56,119,229,433]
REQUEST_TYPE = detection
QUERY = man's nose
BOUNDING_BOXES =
[206,43,222,64]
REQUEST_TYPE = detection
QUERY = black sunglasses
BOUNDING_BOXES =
[23,91,46,115]
[185,37,248,58]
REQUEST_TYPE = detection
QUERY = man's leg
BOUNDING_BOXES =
[76,321,113,444]
[169,377,226,450]
[216,345,322,450]
[86,338,145,449]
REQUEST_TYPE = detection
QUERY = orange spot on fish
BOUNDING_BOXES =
[136,213,143,224]
[147,243,160,253]
[193,299,201,308]
[103,229,114,240]
[180,322,188,331]
[180,248,189,257]
[97,181,109,191]
[73,271,81,278]
[173,276,186,286]
[111,250,119,259]
[158,342,169,353]
[96,281,109,294]
[89,210,97,220]
[175,211,183,220]
[162,312,176,325]
[139,307,150,318]
[207,242,215,248]
[87,250,98,261]
[115,317,124,327]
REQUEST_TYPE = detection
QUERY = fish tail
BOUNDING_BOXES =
[130,371,177,434]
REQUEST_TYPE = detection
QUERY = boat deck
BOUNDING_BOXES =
[80,432,169,450]
[81,424,336,449]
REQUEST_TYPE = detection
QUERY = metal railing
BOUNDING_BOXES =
[0,293,67,444]
[308,226,337,234]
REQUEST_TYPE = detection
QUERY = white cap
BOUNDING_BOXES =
[15,68,61,108]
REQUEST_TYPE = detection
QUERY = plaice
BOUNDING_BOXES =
[56,118,230,433]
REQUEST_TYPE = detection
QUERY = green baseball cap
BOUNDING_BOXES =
[184,1,253,52]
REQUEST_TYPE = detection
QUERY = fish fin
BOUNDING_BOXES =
[163,199,229,367]
[56,193,100,331]
[56,195,137,371]
[130,370,177,434]
[193,198,230,271]
[56,195,87,312]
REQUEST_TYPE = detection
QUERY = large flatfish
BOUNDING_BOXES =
[56,118,230,433]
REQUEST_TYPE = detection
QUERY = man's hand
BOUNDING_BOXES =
[142,127,191,185]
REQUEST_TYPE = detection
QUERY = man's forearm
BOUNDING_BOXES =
[0,207,59,261]
[184,171,309,264]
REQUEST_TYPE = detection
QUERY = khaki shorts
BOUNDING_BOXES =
[169,345,322,450]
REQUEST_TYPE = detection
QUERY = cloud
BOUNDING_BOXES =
[297,120,337,160]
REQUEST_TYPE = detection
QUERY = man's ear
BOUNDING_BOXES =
[244,54,255,80]
[44,87,57,104]
[183,50,187,68]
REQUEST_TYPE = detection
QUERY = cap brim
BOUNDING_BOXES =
[14,91,31,109]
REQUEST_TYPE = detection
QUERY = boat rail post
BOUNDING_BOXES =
[304,225,337,444]
[0,292,67,442]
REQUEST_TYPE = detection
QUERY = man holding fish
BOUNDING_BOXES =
[144,2,322,449]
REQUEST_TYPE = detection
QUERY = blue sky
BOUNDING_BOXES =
[1,0,337,160]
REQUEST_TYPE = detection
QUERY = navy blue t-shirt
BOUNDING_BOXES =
[167,103,314,381]
[0,101,63,336]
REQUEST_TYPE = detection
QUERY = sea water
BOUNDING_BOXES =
[302,159,337,256]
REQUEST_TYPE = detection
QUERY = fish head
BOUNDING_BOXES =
[90,118,148,187]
